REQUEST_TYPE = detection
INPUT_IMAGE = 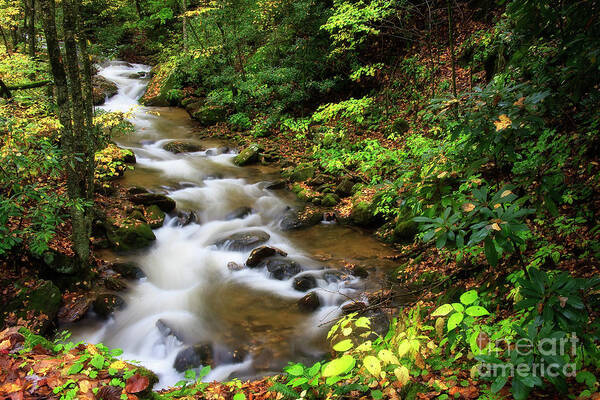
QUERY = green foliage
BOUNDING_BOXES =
[414,184,535,266]
[312,97,374,125]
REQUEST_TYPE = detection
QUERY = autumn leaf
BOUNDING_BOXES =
[125,373,149,394]
[0,383,22,394]
[109,360,126,370]
[79,380,91,394]
[462,202,475,212]
[494,114,511,131]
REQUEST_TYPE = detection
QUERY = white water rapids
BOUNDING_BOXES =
[68,61,369,387]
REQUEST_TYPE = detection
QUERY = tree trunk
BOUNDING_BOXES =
[40,0,95,270]
[182,0,188,51]
[134,0,142,19]
[0,26,12,56]
[0,78,12,98]
[27,0,36,57]
[447,0,457,98]
[63,0,94,269]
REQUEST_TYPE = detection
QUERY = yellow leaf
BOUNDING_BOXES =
[109,360,126,370]
[363,355,381,377]
[378,349,399,365]
[0,339,11,351]
[398,339,410,357]
[393,366,410,386]
[491,222,501,231]
[79,380,91,393]
[494,114,511,131]
[500,189,513,198]
[86,344,98,355]
[462,203,475,212]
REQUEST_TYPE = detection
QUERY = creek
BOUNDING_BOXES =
[69,61,400,387]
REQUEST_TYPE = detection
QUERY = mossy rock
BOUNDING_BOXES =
[289,163,315,182]
[335,178,354,197]
[145,205,165,229]
[3,280,61,334]
[390,118,410,135]
[321,193,340,207]
[349,201,377,227]
[163,140,203,154]
[41,250,78,275]
[181,96,202,107]
[191,105,228,126]
[280,207,323,230]
[91,75,118,106]
[129,192,176,212]
[375,219,418,243]
[107,219,156,252]
[140,64,180,106]
[110,261,145,280]
[93,293,125,318]
[233,143,263,166]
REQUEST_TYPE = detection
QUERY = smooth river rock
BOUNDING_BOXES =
[246,246,287,267]
[213,230,270,251]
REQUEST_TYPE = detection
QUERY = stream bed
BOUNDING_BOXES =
[69,61,400,387]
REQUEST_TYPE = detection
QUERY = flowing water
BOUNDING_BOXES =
[69,61,400,387]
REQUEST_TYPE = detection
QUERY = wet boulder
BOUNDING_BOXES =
[280,207,323,230]
[156,319,185,342]
[335,178,355,198]
[284,163,314,182]
[110,261,145,280]
[246,246,287,267]
[93,293,125,318]
[145,205,166,229]
[107,219,156,252]
[173,343,214,372]
[233,143,263,166]
[127,186,148,195]
[266,180,286,190]
[321,193,340,207]
[257,257,301,280]
[297,292,320,312]
[3,279,61,334]
[129,192,176,213]
[163,141,203,154]
[191,105,228,126]
[92,75,118,106]
[227,261,245,271]
[293,275,317,292]
[225,207,253,220]
[140,64,180,106]
[177,211,199,226]
[214,230,270,251]
[58,295,92,324]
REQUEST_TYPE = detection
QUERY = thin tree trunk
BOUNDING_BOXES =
[63,0,93,269]
[0,78,12,98]
[182,0,188,51]
[447,0,457,98]
[134,0,142,19]
[0,26,12,56]
[27,0,36,57]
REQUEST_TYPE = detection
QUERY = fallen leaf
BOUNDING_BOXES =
[125,373,149,394]
[494,114,511,131]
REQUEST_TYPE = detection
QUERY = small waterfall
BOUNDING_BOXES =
[69,61,364,387]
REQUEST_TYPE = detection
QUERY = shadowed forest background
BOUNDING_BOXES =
[0,0,600,399]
